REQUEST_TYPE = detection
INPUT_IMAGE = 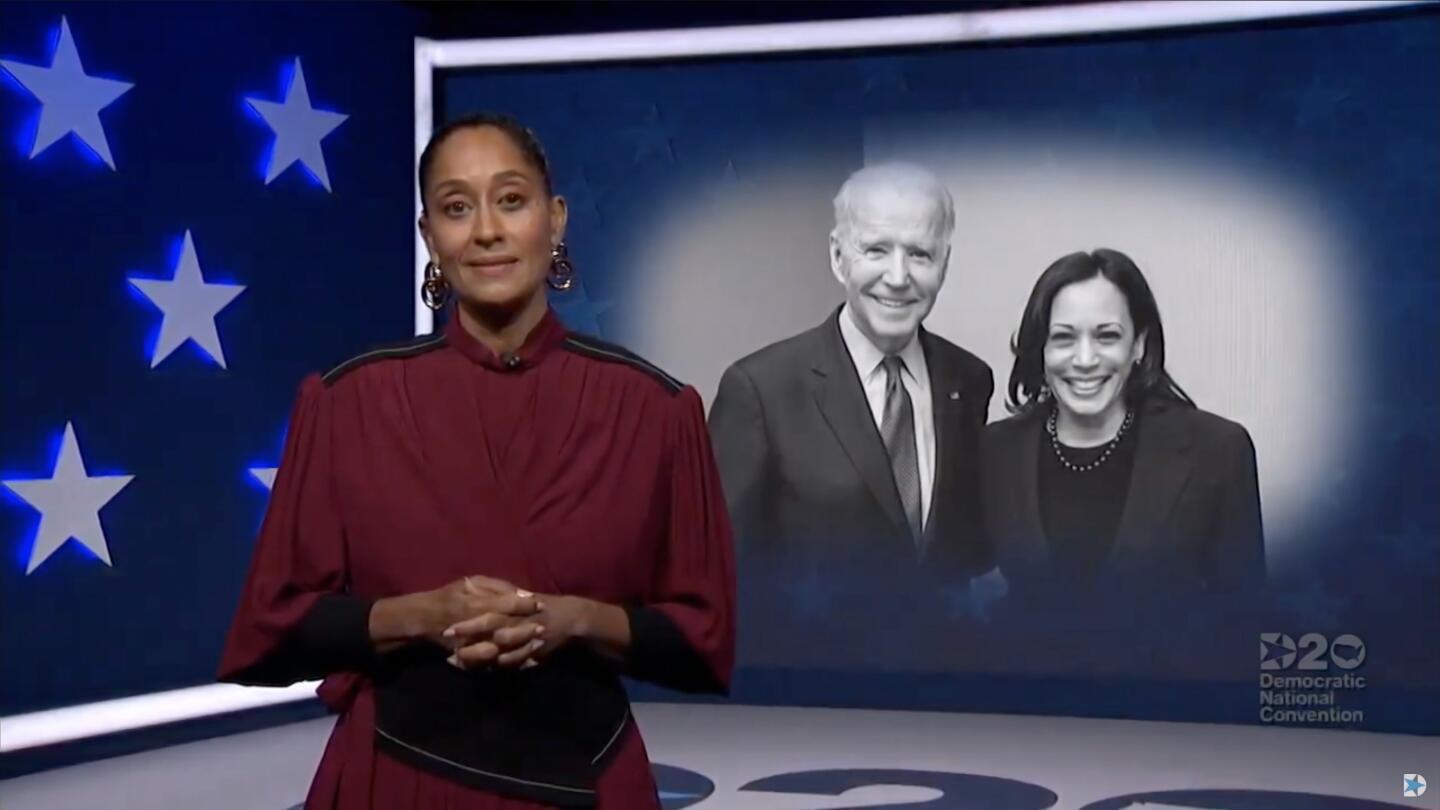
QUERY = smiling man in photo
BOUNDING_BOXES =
[709,163,994,611]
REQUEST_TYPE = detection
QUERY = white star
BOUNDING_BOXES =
[246,58,348,191]
[249,467,277,490]
[3,423,134,575]
[129,231,246,369]
[0,16,133,169]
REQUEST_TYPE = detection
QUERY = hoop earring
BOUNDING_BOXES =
[547,241,575,292]
[421,260,450,311]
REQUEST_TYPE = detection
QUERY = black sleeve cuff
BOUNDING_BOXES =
[290,593,378,677]
[623,606,725,695]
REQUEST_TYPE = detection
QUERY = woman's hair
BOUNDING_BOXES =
[1005,248,1195,415]
[417,112,553,209]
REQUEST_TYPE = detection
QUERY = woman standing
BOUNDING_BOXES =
[219,113,734,809]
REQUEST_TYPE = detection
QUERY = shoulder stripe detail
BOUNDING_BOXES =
[562,335,683,394]
[322,334,447,386]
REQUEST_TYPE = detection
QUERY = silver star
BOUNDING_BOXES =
[246,58,348,191]
[0,16,134,169]
[3,423,134,574]
[130,231,246,369]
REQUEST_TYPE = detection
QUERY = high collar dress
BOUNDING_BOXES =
[219,308,735,809]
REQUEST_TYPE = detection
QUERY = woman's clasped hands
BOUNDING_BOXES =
[429,575,591,671]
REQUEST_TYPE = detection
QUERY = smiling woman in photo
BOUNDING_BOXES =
[980,249,1265,608]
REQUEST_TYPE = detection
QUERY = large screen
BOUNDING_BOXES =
[433,6,1438,734]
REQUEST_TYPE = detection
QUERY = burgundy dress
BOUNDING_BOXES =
[218,309,735,809]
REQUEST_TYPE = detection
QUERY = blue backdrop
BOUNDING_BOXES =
[0,1,420,715]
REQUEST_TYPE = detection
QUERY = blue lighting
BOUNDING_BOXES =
[11,529,36,570]
[0,21,59,158]
[243,78,284,186]
[1,485,43,572]
[126,277,163,365]
[1,73,42,157]
[0,427,67,492]
[126,233,188,366]
[248,422,289,494]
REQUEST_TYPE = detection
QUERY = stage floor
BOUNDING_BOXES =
[2,703,1435,809]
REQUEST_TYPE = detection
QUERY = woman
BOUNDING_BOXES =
[219,113,734,809]
[980,249,1264,609]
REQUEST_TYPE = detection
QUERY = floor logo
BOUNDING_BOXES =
[1082,789,1418,808]
[653,763,716,808]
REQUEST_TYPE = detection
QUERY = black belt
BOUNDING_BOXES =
[372,646,631,807]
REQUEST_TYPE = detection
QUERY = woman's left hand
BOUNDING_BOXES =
[528,594,593,658]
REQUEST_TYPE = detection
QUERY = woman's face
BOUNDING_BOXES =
[1043,274,1145,422]
[420,126,566,314]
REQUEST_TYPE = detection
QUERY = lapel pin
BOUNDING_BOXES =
[949,391,960,400]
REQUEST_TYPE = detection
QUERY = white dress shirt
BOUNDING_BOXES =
[837,304,935,530]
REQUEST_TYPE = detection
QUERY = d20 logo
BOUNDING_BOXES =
[1261,632,1367,671]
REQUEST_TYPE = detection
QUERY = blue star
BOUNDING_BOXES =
[550,274,613,337]
[246,58,348,191]
[1404,774,1426,796]
[0,16,133,169]
[621,104,676,165]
